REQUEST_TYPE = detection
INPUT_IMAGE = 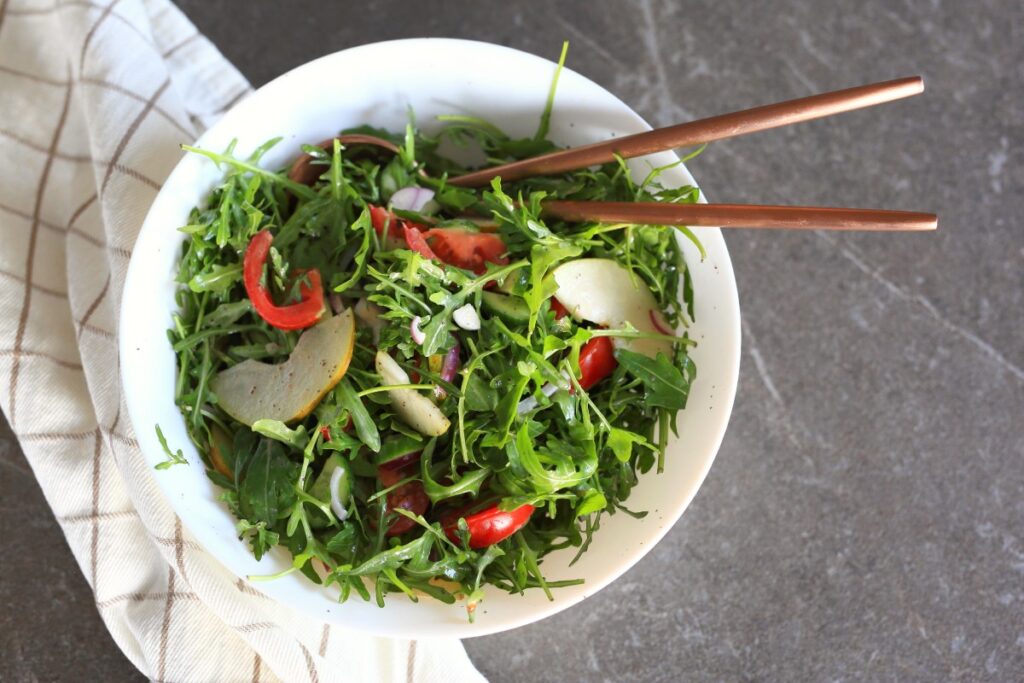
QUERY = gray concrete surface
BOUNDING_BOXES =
[2,0,1022,681]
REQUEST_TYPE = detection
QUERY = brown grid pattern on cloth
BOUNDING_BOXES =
[0,1,484,680]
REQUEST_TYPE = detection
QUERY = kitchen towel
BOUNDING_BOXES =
[0,1,485,681]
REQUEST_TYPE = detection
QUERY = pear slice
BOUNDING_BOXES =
[212,309,355,426]
[551,258,674,359]
[375,350,451,437]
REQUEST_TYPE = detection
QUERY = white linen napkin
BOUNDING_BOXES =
[0,1,485,680]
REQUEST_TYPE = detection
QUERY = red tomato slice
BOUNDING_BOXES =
[243,230,324,331]
[443,504,535,549]
[370,206,428,235]
[423,229,507,275]
[403,224,438,260]
[578,336,617,390]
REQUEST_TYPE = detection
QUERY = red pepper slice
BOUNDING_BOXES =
[443,504,535,549]
[578,336,617,390]
[423,229,507,275]
[243,230,324,331]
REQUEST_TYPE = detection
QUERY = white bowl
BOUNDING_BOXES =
[120,38,740,639]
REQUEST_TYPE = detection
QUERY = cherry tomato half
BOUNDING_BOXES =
[578,336,617,390]
[443,504,535,549]
[550,297,569,320]
[377,463,428,537]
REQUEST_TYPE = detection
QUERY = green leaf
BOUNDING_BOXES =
[188,263,242,292]
[251,419,309,450]
[333,208,373,294]
[421,442,490,504]
[576,489,607,516]
[525,243,580,333]
[435,185,479,211]
[486,375,530,448]
[238,438,298,525]
[336,379,381,453]
[607,427,651,463]
[154,425,188,470]
[236,519,279,561]
[342,535,430,576]
[420,311,451,357]
[614,349,691,410]
[326,524,359,562]
[463,372,498,412]
[203,300,252,328]
[509,424,595,493]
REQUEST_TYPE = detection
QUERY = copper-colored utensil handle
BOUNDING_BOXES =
[450,76,924,187]
[542,201,937,232]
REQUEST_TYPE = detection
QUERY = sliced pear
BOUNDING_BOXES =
[212,310,356,426]
[375,350,451,437]
[551,258,674,359]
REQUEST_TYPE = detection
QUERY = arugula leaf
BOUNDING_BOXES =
[154,425,188,470]
[238,438,298,525]
[614,349,692,410]
[421,441,490,503]
[336,379,381,453]
[188,263,242,293]
[576,489,607,516]
[236,519,280,560]
[326,524,359,562]
[251,419,309,450]
[463,372,498,412]
[607,427,645,463]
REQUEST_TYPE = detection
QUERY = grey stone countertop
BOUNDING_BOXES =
[2,1,1021,681]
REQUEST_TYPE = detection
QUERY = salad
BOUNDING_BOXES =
[165,57,701,616]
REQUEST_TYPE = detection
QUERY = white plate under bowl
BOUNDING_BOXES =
[120,38,740,639]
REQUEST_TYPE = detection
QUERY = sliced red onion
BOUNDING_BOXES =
[649,309,674,335]
[441,342,461,383]
[410,316,426,344]
[390,186,436,213]
[329,467,348,521]
[329,292,345,315]
[434,342,461,400]
[453,303,480,331]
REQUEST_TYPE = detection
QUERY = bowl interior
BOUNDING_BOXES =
[120,38,740,639]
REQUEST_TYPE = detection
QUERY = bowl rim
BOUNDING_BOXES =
[119,37,741,638]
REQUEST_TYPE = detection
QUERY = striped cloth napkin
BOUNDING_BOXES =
[0,1,485,681]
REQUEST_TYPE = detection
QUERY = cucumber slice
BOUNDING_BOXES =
[373,434,424,467]
[310,453,349,504]
[481,291,530,323]
[498,266,528,294]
